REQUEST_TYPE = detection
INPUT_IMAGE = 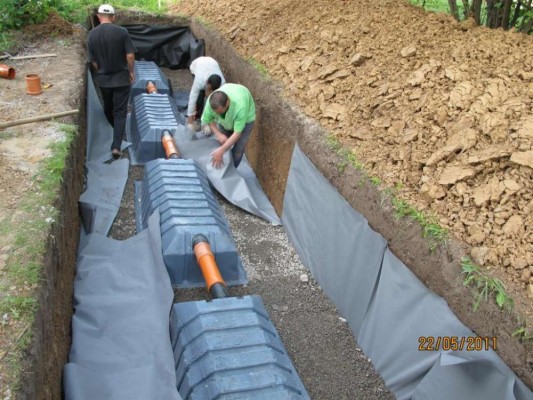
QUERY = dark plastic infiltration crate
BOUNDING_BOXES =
[135,158,247,288]
[171,296,310,400]
[131,60,172,100]
[127,93,184,165]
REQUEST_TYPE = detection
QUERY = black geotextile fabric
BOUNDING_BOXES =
[125,24,205,69]
[173,127,281,225]
[282,145,533,400]
[82,70,129,236]
[65,70,181,399]
[63,212,181,400]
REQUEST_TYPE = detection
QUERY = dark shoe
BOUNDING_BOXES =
[112,149,122,160]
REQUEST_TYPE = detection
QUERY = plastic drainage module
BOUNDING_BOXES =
[25,74,42,95]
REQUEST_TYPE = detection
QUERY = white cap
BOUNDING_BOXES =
[98,4,115,14]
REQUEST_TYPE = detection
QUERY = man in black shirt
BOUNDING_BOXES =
[88,4,135,159]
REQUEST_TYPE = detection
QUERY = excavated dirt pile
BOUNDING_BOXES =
[174,0,533,319]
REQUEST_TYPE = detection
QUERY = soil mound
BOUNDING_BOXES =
[174,0,533,323]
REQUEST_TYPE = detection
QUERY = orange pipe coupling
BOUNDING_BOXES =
[146,80,158,94]
[192,234,228,298]
[161,130,180,159]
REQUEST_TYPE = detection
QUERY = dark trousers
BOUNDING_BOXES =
[218,121,254,168]
[195,89,206,120]
[100,86,130,151]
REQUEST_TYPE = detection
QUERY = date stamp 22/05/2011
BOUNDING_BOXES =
[418,336,497,351]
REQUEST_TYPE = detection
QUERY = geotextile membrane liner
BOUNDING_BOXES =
[173,127,281,225]
[64,212,181,400]
[82,70,130,236]
[282,145,532,400]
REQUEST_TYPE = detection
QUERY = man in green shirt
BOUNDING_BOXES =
[201,83,256,168]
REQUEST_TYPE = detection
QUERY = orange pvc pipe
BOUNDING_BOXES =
[161,134,179,159]
[193,242,226,291]
[146,81,157,94]
[0,64,15,79]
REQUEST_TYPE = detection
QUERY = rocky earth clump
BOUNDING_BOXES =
[174,0,533,317]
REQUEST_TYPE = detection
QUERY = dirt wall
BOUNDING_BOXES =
[18,76,86,400]
[190,19,533,387]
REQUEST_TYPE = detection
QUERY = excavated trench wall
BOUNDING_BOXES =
[21,80,86,398]
[22,13,532,399]
[189,19,533,387]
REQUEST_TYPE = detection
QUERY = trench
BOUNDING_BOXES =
[21,11,533,400]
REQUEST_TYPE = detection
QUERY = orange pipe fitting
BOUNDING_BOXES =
[146,80,157,94]
[0,64,15,79]
[161,131,180,159]
[193,241,226,292]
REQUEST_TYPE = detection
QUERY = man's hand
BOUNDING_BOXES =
[210,147,225,169]
[201,124,212,136]
[129,72,135,83]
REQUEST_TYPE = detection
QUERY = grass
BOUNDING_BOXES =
[325,134,364,173]
[512,327,533,341]
[0,123,76,393]
[0,297,37,320]
[391,197,448,251]
[195,15,211,27]
[461,256,513,312]
[369,176,381,186]
[409,0,452,14]
[325,134,448,251]
[5,124,75,286]
[0,31,20,53]
[245,57,269,78]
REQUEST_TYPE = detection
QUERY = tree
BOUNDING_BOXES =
[464,0,532,32]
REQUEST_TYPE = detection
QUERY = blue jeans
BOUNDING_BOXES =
[218,122,254,168]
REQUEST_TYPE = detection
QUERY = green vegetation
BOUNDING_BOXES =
[461,256,513,311]
[325,134,364,173]
[0,31,17,52]
[409,0,532,33]
[0,0,51,30]
[245,57,269,78]
[369,176,381,186]
[5,323,34,392]
[391,197,448,251]
[0,0,167,32]
[0,124,75,379]
[326,134,447,251]
[194,15,211,27]
[0,296,37,320]
[512,326,533,341]
[410,0,452,14]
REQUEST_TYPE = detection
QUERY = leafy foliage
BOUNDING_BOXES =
[0,0,167,30]
[410,0,532,33]
[461,256,513,311]
[0,0,52,30]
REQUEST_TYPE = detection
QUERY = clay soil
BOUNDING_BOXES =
[174,0,533,326]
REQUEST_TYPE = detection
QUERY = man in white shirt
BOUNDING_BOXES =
[187,56,225,131]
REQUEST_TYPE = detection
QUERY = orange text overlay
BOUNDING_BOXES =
[418,336,497,351]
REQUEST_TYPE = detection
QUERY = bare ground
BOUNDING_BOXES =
[173,0,533,328]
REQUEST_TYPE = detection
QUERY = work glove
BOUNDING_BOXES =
[201,124,212,136]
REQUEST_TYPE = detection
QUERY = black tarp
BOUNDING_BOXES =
[124,24,205,69]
